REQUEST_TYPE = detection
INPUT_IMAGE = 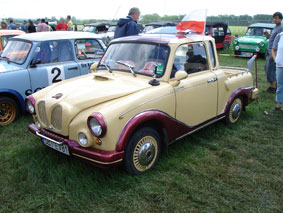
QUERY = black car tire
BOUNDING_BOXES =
[124,127,161,175]
[225,97,243,125]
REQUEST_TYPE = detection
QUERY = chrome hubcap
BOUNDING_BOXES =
[232,102,241,119]
[138,142,155,166]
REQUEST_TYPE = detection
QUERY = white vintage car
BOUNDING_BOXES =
[26,33,258,175]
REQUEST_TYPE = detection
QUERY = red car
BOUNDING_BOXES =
[205,22,232,50]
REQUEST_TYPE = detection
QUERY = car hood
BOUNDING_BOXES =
[0,61,21,73]
[237,36,266,44]
[36,72,152,134]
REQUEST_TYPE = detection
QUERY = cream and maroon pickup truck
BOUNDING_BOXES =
[26,33,258,175]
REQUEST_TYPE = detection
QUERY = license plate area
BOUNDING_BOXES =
[42,138,70,156]
[241,52,253,57]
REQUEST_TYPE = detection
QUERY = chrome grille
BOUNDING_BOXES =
[51,105,62,130]
[38,101,48,126]
[239,44,257,50]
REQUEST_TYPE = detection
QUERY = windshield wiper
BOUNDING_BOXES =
[116,61,136,77]
[98,63,112,73]
[0,56,10,63]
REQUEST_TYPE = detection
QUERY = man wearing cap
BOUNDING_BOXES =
[114,7,140,39]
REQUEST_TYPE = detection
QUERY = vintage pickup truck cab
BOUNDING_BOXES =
[27,33,258,175]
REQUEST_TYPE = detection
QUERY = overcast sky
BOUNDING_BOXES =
[0,0,282,20]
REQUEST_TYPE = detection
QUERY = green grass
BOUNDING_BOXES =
[1,53,283,212]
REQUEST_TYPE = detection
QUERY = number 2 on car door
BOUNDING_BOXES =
[47,66,65,85]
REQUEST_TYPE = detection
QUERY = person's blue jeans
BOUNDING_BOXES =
[276,67,283,103]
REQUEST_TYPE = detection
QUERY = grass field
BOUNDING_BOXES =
[1,46,283,212]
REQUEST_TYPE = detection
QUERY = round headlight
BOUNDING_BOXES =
[256,47,260,52]
[260,41,265,47]
[235,46,240,50]
[87,113,107,137]
[233,40,238,45]
[78,132,88,146]
[89,117,102,136]
[26,100,35,114]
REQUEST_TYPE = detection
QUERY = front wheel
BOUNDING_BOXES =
[225,97,243,125]
[124,127,161,175]
[0,97,19,126]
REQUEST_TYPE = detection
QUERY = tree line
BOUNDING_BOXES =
[2,14,273,26]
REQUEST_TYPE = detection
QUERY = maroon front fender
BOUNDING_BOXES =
[116,110,191,152]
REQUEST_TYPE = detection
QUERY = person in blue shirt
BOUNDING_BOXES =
[20,20,27,32]
[114,7,140,39]
[8,19,16,30]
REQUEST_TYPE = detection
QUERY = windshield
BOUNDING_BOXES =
[246,27,272,36]
[99,42,169,77]
[1,40,32,64]
[83,26,94,32]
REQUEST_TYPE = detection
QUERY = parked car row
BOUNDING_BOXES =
[0,23,259,175]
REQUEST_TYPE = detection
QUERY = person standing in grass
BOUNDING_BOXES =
[264,12,283,94]
[272,32,283,110]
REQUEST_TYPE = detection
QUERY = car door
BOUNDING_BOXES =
[74,39,105,75]
[28,40,80,93]
[173,42,218,126]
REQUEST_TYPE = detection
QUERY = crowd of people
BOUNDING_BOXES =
[0,15,73,33]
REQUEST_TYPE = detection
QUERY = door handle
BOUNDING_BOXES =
[68,66,79,70]
[207,78,217,83]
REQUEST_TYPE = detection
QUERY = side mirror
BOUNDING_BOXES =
[90,62,98,72]
[170,70,188,87]
[30,58,41,68]
[175,70,188,81]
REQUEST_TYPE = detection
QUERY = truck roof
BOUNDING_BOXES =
[248,23,275,28]
[112,33,214,45]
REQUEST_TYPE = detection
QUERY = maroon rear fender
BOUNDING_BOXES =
[224,87,254,113]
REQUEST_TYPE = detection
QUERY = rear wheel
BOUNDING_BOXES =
[225,97,243,125]
[0,97,19,126]
[124,127,161,175]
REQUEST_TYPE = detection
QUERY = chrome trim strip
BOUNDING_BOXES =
[170,116,225,143]
[174,81,208,92]
[36,131,63,145]
[72,153,123,165]
[119,91,174,119]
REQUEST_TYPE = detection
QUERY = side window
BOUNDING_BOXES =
[171,43,208,78]
[208,41,216,69]
[75,39,104,60]
[31,40,74,64]
[219,27,225,36]
[212,27,219,36]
